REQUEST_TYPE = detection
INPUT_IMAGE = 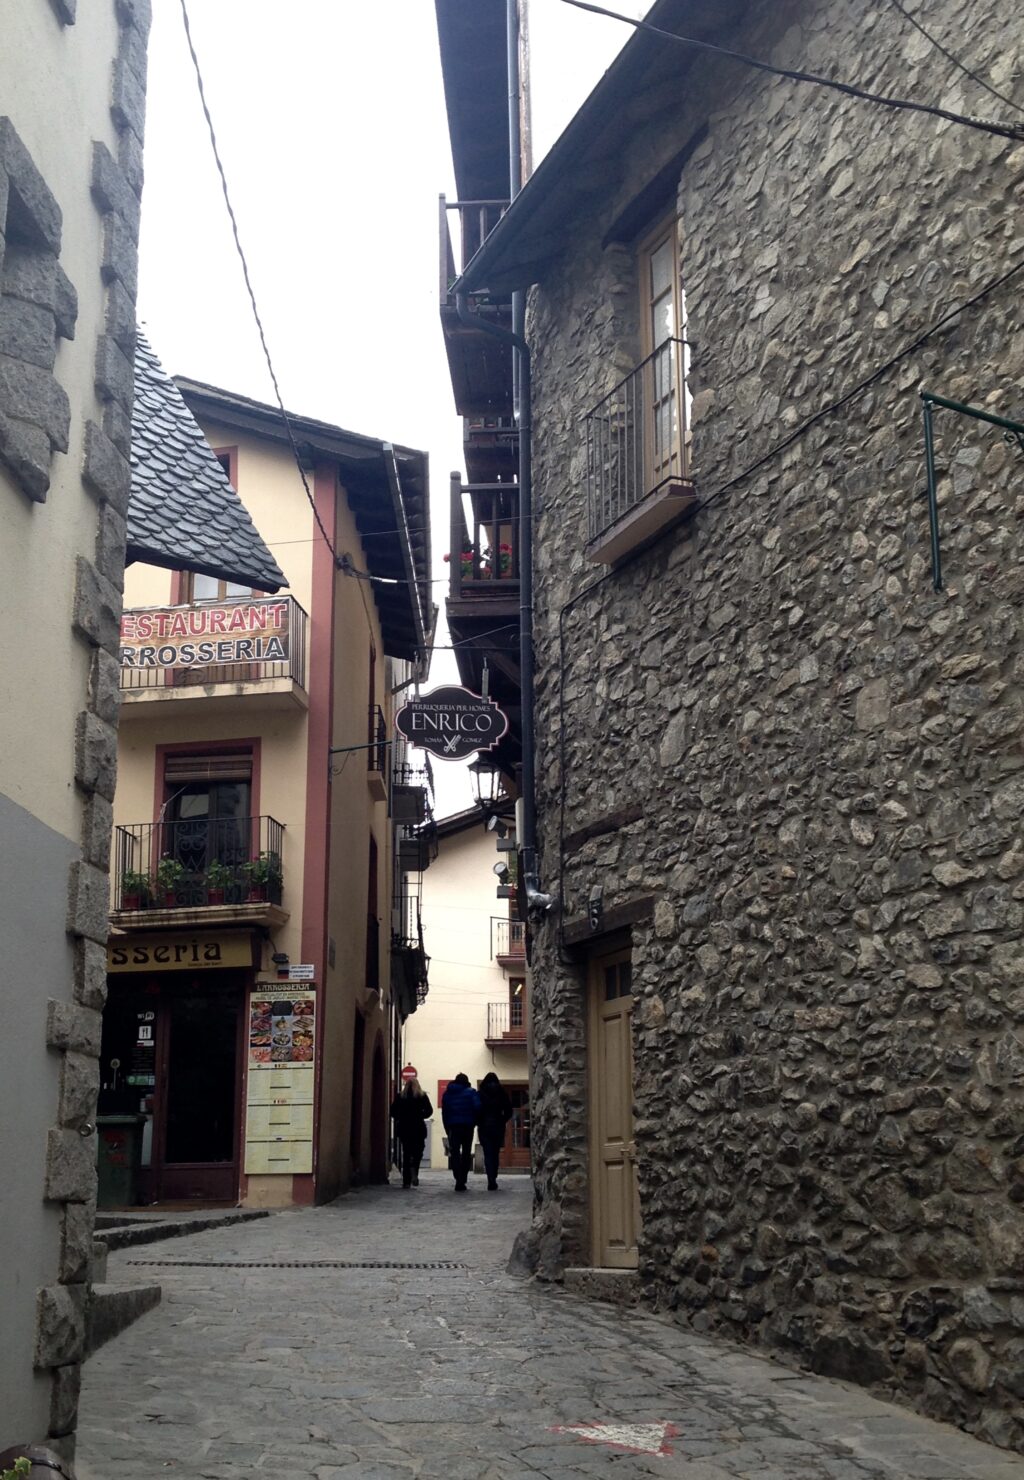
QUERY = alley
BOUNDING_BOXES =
[77,1177,1024,1480]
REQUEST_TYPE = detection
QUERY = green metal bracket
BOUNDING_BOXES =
[921,391,1024,591]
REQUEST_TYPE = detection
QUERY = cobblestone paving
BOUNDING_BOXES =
[78,1174,1024,1479]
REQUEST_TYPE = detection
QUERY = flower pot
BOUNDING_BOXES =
[123,892,142,910]
[207,888,225,906]
[247,885,268,903]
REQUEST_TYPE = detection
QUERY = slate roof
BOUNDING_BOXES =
[126,335,285,592]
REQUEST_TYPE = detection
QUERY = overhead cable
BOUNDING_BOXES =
[178,0,343,565]
[885,0,1024,118]
[556,0,1024,143]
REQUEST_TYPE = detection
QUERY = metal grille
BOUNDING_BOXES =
[127,1258,465,1270]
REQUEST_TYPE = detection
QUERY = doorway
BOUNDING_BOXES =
[587,948,639,1268]
[369,1037,387,1182]
[503,1083,531,1169]
[98,971,245,1203]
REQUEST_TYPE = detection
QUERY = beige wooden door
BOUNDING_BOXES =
[588,950,639,1269]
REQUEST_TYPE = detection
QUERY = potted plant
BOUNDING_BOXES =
[155,855,186,907]
[443,548,481,580]
[496,542,514,577]
[241,851,282,902]
[204,859,233,905]
[120,868,151,910]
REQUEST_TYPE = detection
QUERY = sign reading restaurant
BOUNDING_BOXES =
[120,600,290,670]
[395,684,508,761]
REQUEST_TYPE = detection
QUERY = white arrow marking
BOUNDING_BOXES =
[549,1421,678,1456]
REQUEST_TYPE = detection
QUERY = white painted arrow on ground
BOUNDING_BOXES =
[549,1421,678,1456]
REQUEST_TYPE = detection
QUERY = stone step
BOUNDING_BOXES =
[563,1267,641,1305]
[87,1282,162,1355]
[98,1208,269,1252]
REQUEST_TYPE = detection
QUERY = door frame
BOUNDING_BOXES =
[587,944,639,1269]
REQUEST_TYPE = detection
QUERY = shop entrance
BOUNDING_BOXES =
[99,970,245,1204]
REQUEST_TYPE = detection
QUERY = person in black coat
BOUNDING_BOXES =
[390,1078,432,1188]
[477,1071,513,1190]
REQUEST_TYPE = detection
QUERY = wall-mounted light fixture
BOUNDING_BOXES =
[588,884,604,933]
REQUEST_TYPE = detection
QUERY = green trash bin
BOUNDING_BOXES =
[96,1114,145,1208]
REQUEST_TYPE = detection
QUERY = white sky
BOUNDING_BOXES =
[138,0,643,816]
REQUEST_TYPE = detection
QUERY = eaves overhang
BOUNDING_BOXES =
[175,378,431,661]
[453,0,747,298]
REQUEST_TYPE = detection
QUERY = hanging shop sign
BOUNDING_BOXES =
[107,932,255,973]
[119,600,290,670]
[395,685,509,762]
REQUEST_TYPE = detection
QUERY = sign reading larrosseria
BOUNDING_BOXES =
[120,600,290,670]
[395,685,508,761]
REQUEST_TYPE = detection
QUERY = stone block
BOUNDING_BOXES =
[119,21,149,91]
[115,0,153,44]
[61,1203,95,1284]
[94,501,128,588]
[48,0,77,22]
[81,792,113,870]
[110,55,147,142]
[102,398,131,457]
[73,939,107,1011]
[48,1364,81,1439]
[118,126,145,199]
[34,1284,86,1367]
[103,278,136,355]
[0,240,58,309]
[74,710,118,800]
[53,267,77,341]
[0,410,51,501]
[0,118,62,253]
[88,647,122,728]
[0,295,57,369]
[66,859,111,945]
[47,1001,102,1058]
[100,213,139,299]
[0,353,70,450]
[72,555,122,654]
[90,141,130,219]
[45,1128,98,1205]
[59,1052,99,1132]
[82,419,131,511]
[94,331,133,408]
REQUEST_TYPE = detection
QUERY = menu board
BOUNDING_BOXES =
[248,992,316,1070]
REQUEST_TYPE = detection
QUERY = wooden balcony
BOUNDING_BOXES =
[438,194,513,419]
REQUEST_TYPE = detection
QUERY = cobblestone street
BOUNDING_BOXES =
[78,1176,1024,1480]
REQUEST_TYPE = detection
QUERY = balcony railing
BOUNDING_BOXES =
[584,338,690,543]
[439,196,509,301]
[120,596,308,694]
[368,705,388,775]
[492,917,525,960]
[113,815,284,912]
[486,1000,527,1044]
[448,479,519,600]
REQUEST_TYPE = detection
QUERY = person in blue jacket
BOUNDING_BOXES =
[441,1073,480,1191]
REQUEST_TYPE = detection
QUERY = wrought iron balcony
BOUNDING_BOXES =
[485,1000,527,1046]
[119,596,308,704]
[367,704,388,801]
[584,338,696,564]
[492,916,525,962]
[447,479,519,602]
[113,815,284,918]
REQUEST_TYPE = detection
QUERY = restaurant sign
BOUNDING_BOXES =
[120,600,290,670]
[107,932,255,972]
[395,685,508,762]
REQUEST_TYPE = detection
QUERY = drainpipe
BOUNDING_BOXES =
[508,0,525,418]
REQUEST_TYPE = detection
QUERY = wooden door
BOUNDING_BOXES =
[503,1084,531,1169]
[588,950,639,1268]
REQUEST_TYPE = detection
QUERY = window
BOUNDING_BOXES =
[161,752,255,898]
[583,215,695,563]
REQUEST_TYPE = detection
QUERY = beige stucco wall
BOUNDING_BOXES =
[406,824,527,1167]
[0,1,121,840]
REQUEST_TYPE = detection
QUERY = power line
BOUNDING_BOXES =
[885,0,1024,119]
[556,0,1024,143]
[178,0,339,564]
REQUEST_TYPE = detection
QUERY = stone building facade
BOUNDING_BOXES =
[1,0,152,1459]
[454,0,1024,1453]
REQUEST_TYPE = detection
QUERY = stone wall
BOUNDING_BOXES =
[523,0,1024,1450]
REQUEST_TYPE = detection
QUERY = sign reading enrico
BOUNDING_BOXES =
[395,685,508,762]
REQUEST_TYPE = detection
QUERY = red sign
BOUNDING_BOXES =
[400,1064,418,1082]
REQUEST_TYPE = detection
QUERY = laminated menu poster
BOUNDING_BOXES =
[248,991,316,1069]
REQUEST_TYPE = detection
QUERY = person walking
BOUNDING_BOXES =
[440,1073,480,1191]
[477,1071,514,1190]
[389,1078,432,1189]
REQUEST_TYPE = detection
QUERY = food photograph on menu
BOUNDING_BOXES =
[248,993,316,1067]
